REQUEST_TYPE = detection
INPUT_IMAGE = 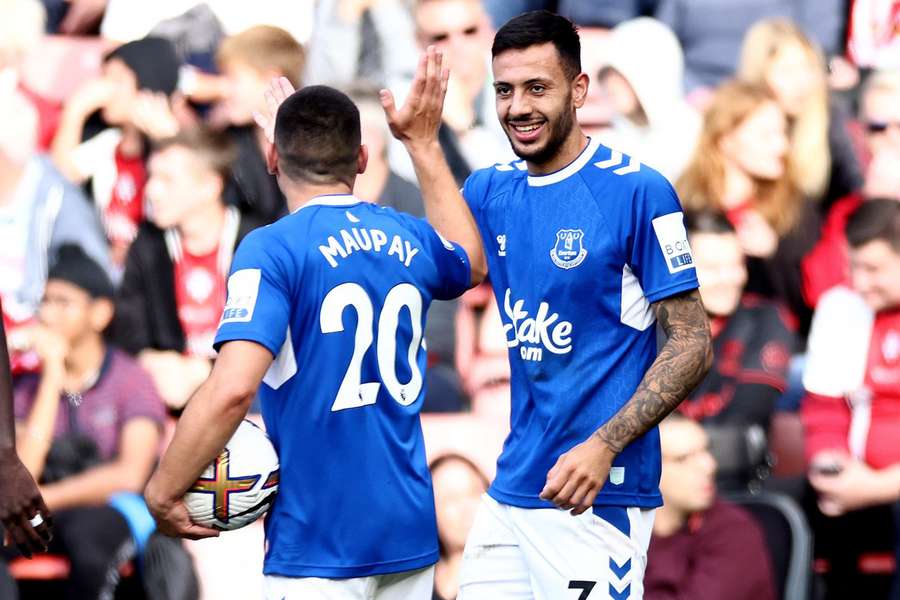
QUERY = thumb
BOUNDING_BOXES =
[379,89,398,122]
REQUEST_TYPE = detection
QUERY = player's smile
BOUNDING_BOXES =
[508,119,546,143]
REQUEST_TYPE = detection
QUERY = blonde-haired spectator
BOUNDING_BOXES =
[739,18,862,206]
[207,24,305,224]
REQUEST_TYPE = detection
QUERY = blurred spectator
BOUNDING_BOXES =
[677,80,820,335]
[802,69,900,307]
[655,0,846,96]
[387,0,514,185]
[680,211,795,489]
[97,0,314,47]
[645,413,776,600]
[351,86,422,211]
[113,128,260,412]
[350,86,465,409]
[0,0,62,152]
[304,0,418,88]
[9,245,165,599]
[42,0,106,35]
[455,283,509,415]
[481,1,655,30]
[802,199,900,598]
[430,453,489,600]
[847,0,900,70]
[214,25,305,223]
[596,17,701,181]
[0,88,110,372]
[51,36,182,270]
[739,18,862,208]
[577,26,614,136]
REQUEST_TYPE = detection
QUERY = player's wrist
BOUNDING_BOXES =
[592,430,624,456]
[403,137,442,156]
[144,475,178,512]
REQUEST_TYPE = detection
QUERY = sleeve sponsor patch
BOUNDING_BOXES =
[220,269,261,324]
[652,212,694,274]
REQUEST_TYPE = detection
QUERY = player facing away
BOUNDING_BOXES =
[380,11,713,600]
[144,84,479,599]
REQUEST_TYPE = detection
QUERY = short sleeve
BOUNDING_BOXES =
[12,376,39,422]
[214,229,293,357]
[461,168,492,222]
[118,356,165,427]
[407,217,471,301]
[627,173,699,304]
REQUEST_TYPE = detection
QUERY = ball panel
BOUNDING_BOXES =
[183,420,279,531]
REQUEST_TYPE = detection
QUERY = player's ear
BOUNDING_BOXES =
[357,144,369,175]
[265,141,279,176]
[572,72,589,109]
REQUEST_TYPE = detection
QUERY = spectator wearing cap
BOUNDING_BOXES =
[7,244,165,600]
[113,127,262,412]
[0,88,110,373]
[51,36,182,270]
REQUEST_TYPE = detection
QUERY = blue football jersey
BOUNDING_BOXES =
[214,194,470,578]
[463,138,699,509]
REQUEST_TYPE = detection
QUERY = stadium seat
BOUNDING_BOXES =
[727,491,813,600]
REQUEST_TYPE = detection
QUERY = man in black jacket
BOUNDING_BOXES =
[114,127,262,411]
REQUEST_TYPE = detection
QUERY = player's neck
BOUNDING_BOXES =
[525,128,589,176]
[281,179,355,213]
[177,201,227,256]
[352,158,389,203]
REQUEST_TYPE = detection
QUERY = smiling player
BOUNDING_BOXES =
[381,10,713,599]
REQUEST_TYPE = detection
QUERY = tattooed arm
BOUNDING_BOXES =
[540,289,713,514]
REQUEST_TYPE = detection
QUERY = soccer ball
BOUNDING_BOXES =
[183,419,279,531]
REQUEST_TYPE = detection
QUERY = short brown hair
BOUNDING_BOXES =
[217,25,305,88]
[274,86,360,186]
[153,126,237,183]
[846,199,900,252]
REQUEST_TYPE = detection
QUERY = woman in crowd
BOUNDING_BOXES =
[738,18,861,209]
[677,80,820,335]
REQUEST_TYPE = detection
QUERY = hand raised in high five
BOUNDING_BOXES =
[380,46,450,147]
[253,77,297,146]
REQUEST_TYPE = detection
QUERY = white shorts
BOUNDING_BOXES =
[263,565,434,600]
[458,495,655,600]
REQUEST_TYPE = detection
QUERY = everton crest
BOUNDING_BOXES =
[550,229,587,269]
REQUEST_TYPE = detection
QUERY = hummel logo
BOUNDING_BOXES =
[594,149,641,176]
[497,234,507,257]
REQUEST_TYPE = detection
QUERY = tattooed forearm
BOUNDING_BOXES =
[595,290,713,453]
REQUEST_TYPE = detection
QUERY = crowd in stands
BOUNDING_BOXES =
[0,0,898,598]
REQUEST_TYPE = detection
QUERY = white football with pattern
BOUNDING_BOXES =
[183,419,279,531]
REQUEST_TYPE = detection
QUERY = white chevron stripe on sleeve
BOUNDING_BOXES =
[593,149,622,170]
[613,157,641,175]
